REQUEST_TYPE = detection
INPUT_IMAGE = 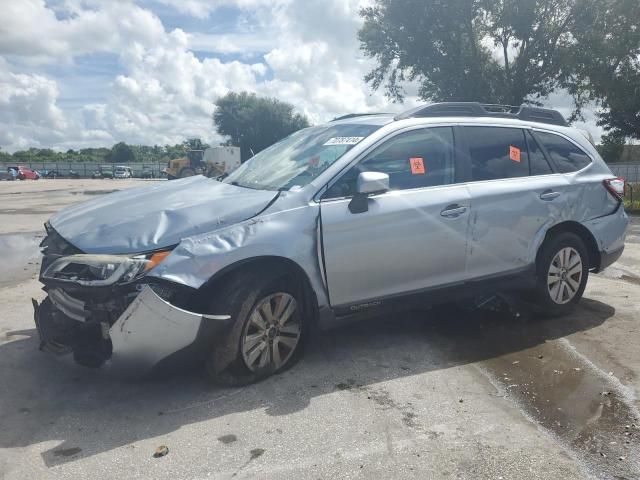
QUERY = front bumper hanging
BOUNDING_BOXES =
[33,286,231,375]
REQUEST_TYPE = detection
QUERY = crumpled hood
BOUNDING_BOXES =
[49,176,277,254]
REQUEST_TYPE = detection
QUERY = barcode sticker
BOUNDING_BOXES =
[324,137,365,146]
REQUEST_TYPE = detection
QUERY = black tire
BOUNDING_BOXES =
[532,232,589,317]
[205,270,306,386]
[179,168,195,178]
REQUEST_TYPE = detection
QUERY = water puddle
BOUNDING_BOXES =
[482,338,640,478]
[422,299,640,479]
[0,233,42,288]
[431,299,640,479]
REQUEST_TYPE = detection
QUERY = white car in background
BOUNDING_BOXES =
[114,166,133,179]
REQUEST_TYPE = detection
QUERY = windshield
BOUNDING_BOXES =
[223,123,382,191]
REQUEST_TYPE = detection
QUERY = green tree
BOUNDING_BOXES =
[0,147,11,162]
[568,0,640,138]
[107,142,135,164]
[213,92,310,161]
[358,0,640,108]
[597,133,626,163]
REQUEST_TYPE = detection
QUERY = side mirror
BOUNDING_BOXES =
[349,172,390,214]
[357,171,390,195]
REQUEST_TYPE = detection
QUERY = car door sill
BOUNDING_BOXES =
[322,266,536,328]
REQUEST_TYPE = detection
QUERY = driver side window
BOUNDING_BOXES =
[323,127,455,199]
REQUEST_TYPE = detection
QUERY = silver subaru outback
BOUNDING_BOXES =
[34,103,628,384]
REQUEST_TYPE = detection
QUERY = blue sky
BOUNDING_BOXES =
[0,0,601,152]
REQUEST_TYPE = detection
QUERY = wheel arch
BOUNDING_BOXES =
[537,221,601,271]
[196,255,320,325]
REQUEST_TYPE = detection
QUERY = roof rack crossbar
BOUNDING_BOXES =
[331,113,391,122]
[394,102,567,127]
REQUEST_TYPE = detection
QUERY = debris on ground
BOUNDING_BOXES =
[153,445,169,458]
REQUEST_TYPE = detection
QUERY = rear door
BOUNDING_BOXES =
[462,126,568,279]
[320,126,472,308]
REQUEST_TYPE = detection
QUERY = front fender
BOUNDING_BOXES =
[148,205,330,309]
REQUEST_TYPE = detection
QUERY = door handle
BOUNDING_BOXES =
[440,205,467,218]
[540,190,561,201]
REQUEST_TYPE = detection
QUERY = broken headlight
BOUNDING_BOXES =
[42,251,171,287]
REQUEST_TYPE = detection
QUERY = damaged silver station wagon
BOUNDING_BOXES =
[34,103,628,385]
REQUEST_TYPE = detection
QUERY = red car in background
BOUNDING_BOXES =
[9,166,40,180]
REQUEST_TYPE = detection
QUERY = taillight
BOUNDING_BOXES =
[603,177,625,200]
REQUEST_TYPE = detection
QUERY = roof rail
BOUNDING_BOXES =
[394,102,567,127]
[331,113,391,122]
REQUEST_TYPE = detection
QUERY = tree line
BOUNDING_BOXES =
[3,0,640,165]
[0,140,210,165]
[359,0,640,152]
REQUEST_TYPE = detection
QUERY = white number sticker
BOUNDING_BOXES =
[323,136,365,146]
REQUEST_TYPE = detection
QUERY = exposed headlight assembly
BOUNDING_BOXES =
[42,251,172,287]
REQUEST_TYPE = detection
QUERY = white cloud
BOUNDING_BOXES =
[151,0,283,19]
[12,0,605,153]
[0,0,164,62]
[0,58,68,150]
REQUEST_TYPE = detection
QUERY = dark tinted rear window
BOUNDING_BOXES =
[465,127,529,181]
[526,131,553,176]
[535,132,592,173]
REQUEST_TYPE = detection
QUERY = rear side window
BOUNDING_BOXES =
[526,131,553,176]
[535,132,592,173]
[464,127,529,181]
[324,127,455,198]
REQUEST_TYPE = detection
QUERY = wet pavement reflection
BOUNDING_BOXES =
[426,298,640,479]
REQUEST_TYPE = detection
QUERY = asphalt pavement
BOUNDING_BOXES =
[1,179,640,479]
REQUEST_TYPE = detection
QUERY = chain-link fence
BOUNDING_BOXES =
[609,163,640,183]
[0,162,164,178]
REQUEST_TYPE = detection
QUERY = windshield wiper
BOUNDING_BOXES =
[229,180,279,191]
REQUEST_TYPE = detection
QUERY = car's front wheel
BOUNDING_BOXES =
[532,232,589,317]
[205,271,305,385]
[179,167,195,178]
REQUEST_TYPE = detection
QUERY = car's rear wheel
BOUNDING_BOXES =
[532,232,589,317]
[205,271,305,386]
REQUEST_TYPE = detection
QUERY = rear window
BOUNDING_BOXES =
[534,132,592,173]
[464,127,529,181]
[526,131,554,176]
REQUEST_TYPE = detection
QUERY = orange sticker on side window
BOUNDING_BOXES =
[409,157,426,175]
[509,146,521,162]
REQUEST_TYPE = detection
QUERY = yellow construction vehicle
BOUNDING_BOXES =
[163,146,241,180]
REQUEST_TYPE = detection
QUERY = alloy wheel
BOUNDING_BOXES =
[547,247,583,305]
[241,293,301,372]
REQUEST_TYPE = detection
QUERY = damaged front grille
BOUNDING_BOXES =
[35,224,200,368]
[48,288,90,322]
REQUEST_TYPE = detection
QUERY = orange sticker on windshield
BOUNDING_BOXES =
[410,157,426,175]
[509,146,521,162]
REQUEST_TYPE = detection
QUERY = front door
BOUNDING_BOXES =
[320,127,471,308]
